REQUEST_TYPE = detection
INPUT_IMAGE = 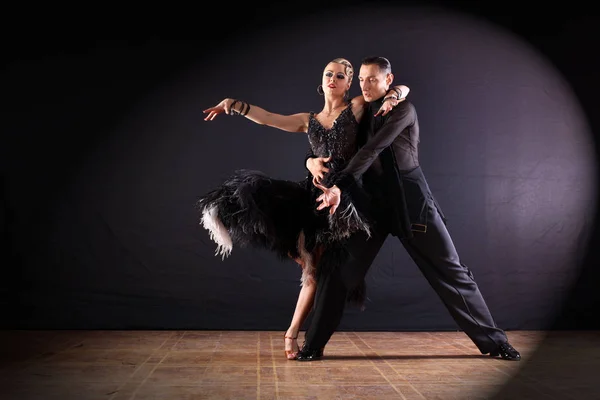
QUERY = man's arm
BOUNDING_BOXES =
[308,87,412,177]
[303,147,315,171]
[332,101,416,191]
[315,102,416,214]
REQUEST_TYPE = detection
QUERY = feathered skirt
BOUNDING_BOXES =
[196,169,372,305]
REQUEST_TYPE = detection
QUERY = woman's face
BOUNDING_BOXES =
[322,62,351,98]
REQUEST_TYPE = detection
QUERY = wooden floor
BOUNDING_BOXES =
[1,330,598,399]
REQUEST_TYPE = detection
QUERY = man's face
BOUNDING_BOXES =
[358,64,392,102]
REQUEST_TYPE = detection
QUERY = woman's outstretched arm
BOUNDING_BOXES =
[203,98,310,133]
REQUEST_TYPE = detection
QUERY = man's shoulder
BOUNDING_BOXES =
[396,99,415,111]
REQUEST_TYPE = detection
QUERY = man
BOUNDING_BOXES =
[296,56,520,361]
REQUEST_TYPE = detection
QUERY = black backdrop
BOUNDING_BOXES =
[2,2,598,332]
[3,1,600,398]
[3,1,598,334]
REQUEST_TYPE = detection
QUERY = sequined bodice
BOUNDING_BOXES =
[307,106,359,163]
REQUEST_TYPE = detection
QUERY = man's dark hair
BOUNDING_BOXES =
[361,56,392,75]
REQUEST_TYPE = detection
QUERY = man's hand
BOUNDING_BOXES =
[306,156,331,183]
[313,179,341,215]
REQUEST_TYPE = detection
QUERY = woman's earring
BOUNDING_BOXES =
[317,85,324,95]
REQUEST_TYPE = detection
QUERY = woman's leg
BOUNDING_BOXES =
[284,243,324,359]
[284,279,316,359]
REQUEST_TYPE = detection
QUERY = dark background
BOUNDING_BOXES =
[2,0,599,397]
[0,2,599,330]
[2,1,598,333]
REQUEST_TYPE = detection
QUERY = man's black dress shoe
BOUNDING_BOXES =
[489,342,521,361]
[296,347,324,361]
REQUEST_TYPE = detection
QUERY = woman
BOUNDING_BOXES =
[199,58,409,359]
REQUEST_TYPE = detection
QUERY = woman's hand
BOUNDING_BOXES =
[375,96,400,117]
[203,98,236,121]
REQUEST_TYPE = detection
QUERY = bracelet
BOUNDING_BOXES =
[391,87,402,99]
[230,100,251,116]
[383,96,398,102]
[230,100,240,115]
